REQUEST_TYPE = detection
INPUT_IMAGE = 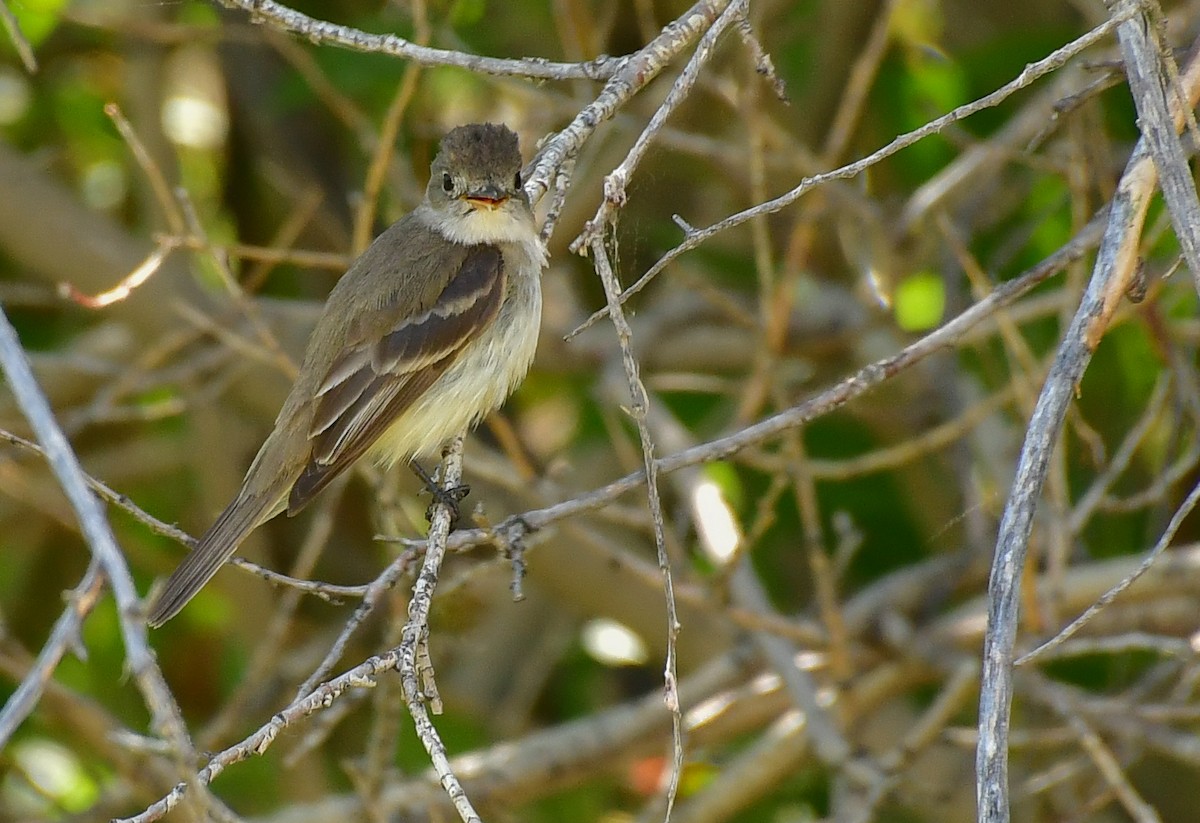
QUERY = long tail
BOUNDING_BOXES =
[147,491,282,627]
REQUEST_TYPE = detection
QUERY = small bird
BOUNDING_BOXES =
[147,123,545,627]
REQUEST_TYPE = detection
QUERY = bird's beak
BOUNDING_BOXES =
[465,184,509,210]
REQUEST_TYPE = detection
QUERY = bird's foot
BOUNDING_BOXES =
[410,460,470,525]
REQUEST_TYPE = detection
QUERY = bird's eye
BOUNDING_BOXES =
[442,173,454,193]
[514,171,522,189]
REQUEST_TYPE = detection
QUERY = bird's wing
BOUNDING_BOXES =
[286,242,506,512]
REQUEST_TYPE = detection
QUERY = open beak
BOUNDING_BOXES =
[465,184,509,210]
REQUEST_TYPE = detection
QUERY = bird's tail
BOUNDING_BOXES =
[146,491,283,627]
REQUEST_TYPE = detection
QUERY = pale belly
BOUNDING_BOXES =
[367,248,543,467]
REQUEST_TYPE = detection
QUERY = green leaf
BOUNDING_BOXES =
[894,271,945,331]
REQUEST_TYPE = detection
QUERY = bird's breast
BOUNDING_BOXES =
[367,237,544,467]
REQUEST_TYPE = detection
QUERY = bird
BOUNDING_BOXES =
[147,123,545,627]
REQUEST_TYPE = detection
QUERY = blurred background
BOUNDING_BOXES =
[4,0,1200,821]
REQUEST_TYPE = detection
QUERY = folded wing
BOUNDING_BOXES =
[287,243,505,512]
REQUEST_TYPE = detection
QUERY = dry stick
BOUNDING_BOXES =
[167,235,350,270]
[292,544,419,699]
[1110,1,1200,295]
[55,105,190,307]
[0,559,103,747]
[227,557,367,600]
[176,188,298,379]
[354,613,408,817]
[820,0,900,163]
[538,156,576,244]
[756,378,1027,480]
[396,436,480,823]
[590,239,682,820]
[120,437,453,823]
[119,651,395,821]
[267,30,376,148]
[7,415,407,694]
[568,0,1140,337]
[105,103,186,235]
[732,13,787,102]
[216,0,618,79]
[976,33,1200,823]
[1028,632,1193,664]
[632,374,854,794]
[0,427,196,546]
[0,306,210,812]
[239,186,327,293]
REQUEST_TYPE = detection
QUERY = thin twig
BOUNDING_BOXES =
[590,239,682,819]
[397,437,479,823]
[216,0,620,80]
[1109,1,1200,296]
[0,559,104,747]
[976,31,1200,823]
[1017,477,1200,666]
[0,305,204,809]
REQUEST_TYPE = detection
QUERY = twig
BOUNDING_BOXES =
[397,437,479,823]
[293,542,420,700]
[0,427,196,546]
[215,0,620,80]
[176,188,298,379]
[1067,371,1173,533]
[590,239,682,819]
[117,653,389,821]
[1109,1,1200,296]
[163,234,350,269]
[0,559,104,747]
[1017,477,1200,666]
[0,306,202,807]
[199,477,350,750]
[976,31,1200,823]
[263,652,748,821]
[105,103,186,234]
[1033,675,1162,823]
[227,557,366,601]
[844,659,980,823]
[669,711,808,823]
[820,0,899,162]
[732,13,787,103]
[59,239,179,309]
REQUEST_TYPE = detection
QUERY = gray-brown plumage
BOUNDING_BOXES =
[147,124,544,627]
